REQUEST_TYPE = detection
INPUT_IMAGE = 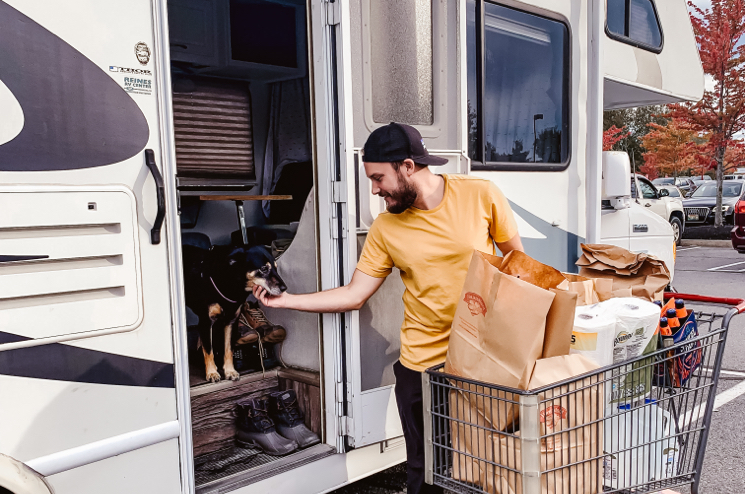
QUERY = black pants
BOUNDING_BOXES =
[393,360,443,494]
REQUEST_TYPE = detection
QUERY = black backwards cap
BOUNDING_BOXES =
[362,122,448,166]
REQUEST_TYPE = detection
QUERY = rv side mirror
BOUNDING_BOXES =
[601,151,631,199]
[659,188,669,197]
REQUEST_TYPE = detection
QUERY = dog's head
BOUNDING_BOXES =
[227,246,287,296]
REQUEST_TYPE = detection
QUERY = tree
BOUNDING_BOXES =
[670,0,745,226]
[603,125,630,151]
[603,105,669,169]
[640,118,700,178]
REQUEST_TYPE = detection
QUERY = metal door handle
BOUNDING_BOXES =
[645,203,652,207]
[145,149,166,245]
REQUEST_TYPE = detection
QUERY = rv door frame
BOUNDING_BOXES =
[152,0,196,491]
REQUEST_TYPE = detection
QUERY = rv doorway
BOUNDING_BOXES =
[166,0,328,490]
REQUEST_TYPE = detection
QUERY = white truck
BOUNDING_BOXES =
[0,1,702,493]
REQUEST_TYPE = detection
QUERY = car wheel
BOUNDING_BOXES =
[670,217,683,245]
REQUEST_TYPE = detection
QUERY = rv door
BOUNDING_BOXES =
[0,1,185,492]
[329,0,466,449]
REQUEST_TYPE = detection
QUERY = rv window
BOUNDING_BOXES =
[606,0,663,53]
[370,0,434,125]
[467,1,569,171]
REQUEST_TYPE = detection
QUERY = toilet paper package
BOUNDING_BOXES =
[570,304,617,367]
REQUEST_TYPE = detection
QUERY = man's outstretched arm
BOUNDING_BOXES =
[253,269,386,313]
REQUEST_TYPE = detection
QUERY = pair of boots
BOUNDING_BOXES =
[235,390,320,456]
[236,303,286,346]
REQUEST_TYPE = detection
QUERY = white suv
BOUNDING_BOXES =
[632,174,686,244]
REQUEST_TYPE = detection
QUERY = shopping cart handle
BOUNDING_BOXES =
[665,292,745,314]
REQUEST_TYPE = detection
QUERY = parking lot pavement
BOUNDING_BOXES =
[333,244,745,494]
[670,244,745,494]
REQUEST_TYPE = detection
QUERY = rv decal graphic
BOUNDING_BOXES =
[0,331,174,388]
[0,1,149,172]
[134,41,152,65]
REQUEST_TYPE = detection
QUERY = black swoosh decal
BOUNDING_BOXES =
[0,1,150,171]
[0,255,49,263]
[0,332,174,388]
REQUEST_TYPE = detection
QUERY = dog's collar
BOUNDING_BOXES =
[210,276,238,304]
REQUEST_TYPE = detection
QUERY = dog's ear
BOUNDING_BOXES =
[226,247,246,267]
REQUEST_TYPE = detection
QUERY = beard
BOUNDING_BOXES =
[382,172,418,214]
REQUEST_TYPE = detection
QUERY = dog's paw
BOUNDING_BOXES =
[224,368,240,381]
[206,370,221,383]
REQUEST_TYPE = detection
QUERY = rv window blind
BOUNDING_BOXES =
[172,78,255,181]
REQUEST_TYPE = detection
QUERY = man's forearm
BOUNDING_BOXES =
[280,285,366,313]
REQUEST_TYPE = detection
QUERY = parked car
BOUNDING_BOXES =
[657,184,685,199]
[732,193,745,253]
[724,174,744,180]
[632,174,686,244]
[683,180,744,225]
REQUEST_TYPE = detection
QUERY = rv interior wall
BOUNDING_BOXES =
[166,0,326,488]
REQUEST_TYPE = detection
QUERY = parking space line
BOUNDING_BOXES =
[707,261,745,272]
[681,379,745,426]
[702,367,745,378]
[676,246,701,252]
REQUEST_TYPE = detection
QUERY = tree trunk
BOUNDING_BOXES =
[715,145,726,227]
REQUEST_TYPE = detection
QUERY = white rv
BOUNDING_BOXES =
[0,1,702,493]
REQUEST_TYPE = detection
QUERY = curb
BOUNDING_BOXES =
[680,239,732,248]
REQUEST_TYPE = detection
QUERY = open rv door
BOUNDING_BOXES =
[0,1,186,492]
[327,0,467,449]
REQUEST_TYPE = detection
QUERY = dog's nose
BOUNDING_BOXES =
[279,282,287,292]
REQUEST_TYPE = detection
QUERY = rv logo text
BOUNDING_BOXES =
[110,66,152,76]
[124,77,153,95]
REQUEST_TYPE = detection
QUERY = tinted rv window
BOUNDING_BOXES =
[606,0,663,52]
[467,2,569,170]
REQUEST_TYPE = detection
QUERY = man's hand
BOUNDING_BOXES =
[253,285,289,308]
[251,269,386,313]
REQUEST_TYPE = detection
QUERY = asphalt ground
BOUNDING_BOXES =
[671,244,745,494]
[331,244,745,494]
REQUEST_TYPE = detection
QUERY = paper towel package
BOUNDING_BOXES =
[570,304,617,367]
[603,297,661,407]
[603,297,660,363]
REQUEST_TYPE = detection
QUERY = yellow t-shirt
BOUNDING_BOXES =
[356,174,518,372]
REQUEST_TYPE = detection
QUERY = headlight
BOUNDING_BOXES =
[711,205,732,212]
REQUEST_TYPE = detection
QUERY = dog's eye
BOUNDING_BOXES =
[260,265,270,274]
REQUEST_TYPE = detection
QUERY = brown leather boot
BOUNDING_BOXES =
[242,304,287,344]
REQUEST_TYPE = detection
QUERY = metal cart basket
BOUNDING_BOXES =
[423,294,745,494]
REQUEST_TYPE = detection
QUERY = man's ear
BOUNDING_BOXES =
[402,158,417,176]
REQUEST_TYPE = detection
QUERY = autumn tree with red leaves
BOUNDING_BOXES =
[670,0,745,226]
[640,118,700,178]
[603,125,630,151]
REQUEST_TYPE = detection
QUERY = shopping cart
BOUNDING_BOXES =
[423,294,745,494]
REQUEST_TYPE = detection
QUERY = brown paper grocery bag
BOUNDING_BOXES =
[446,251,556,393]
[561,273,614,305]
[450,354,602,494]
[497,251,578,359]
[576,244,670,301]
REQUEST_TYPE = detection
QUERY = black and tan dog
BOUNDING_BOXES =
[183,244,287,382]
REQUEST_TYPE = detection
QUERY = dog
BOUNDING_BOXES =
[183,244,287,382]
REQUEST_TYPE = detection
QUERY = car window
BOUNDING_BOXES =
[653,177,673,185]
[639,179,657,199]
[692,183,743,197]
[667,188,680,197]
[630,179,637,199]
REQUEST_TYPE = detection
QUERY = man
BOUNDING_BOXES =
[254,122,523,494]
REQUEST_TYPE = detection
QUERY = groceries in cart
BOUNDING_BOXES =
[440,244,695,493]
